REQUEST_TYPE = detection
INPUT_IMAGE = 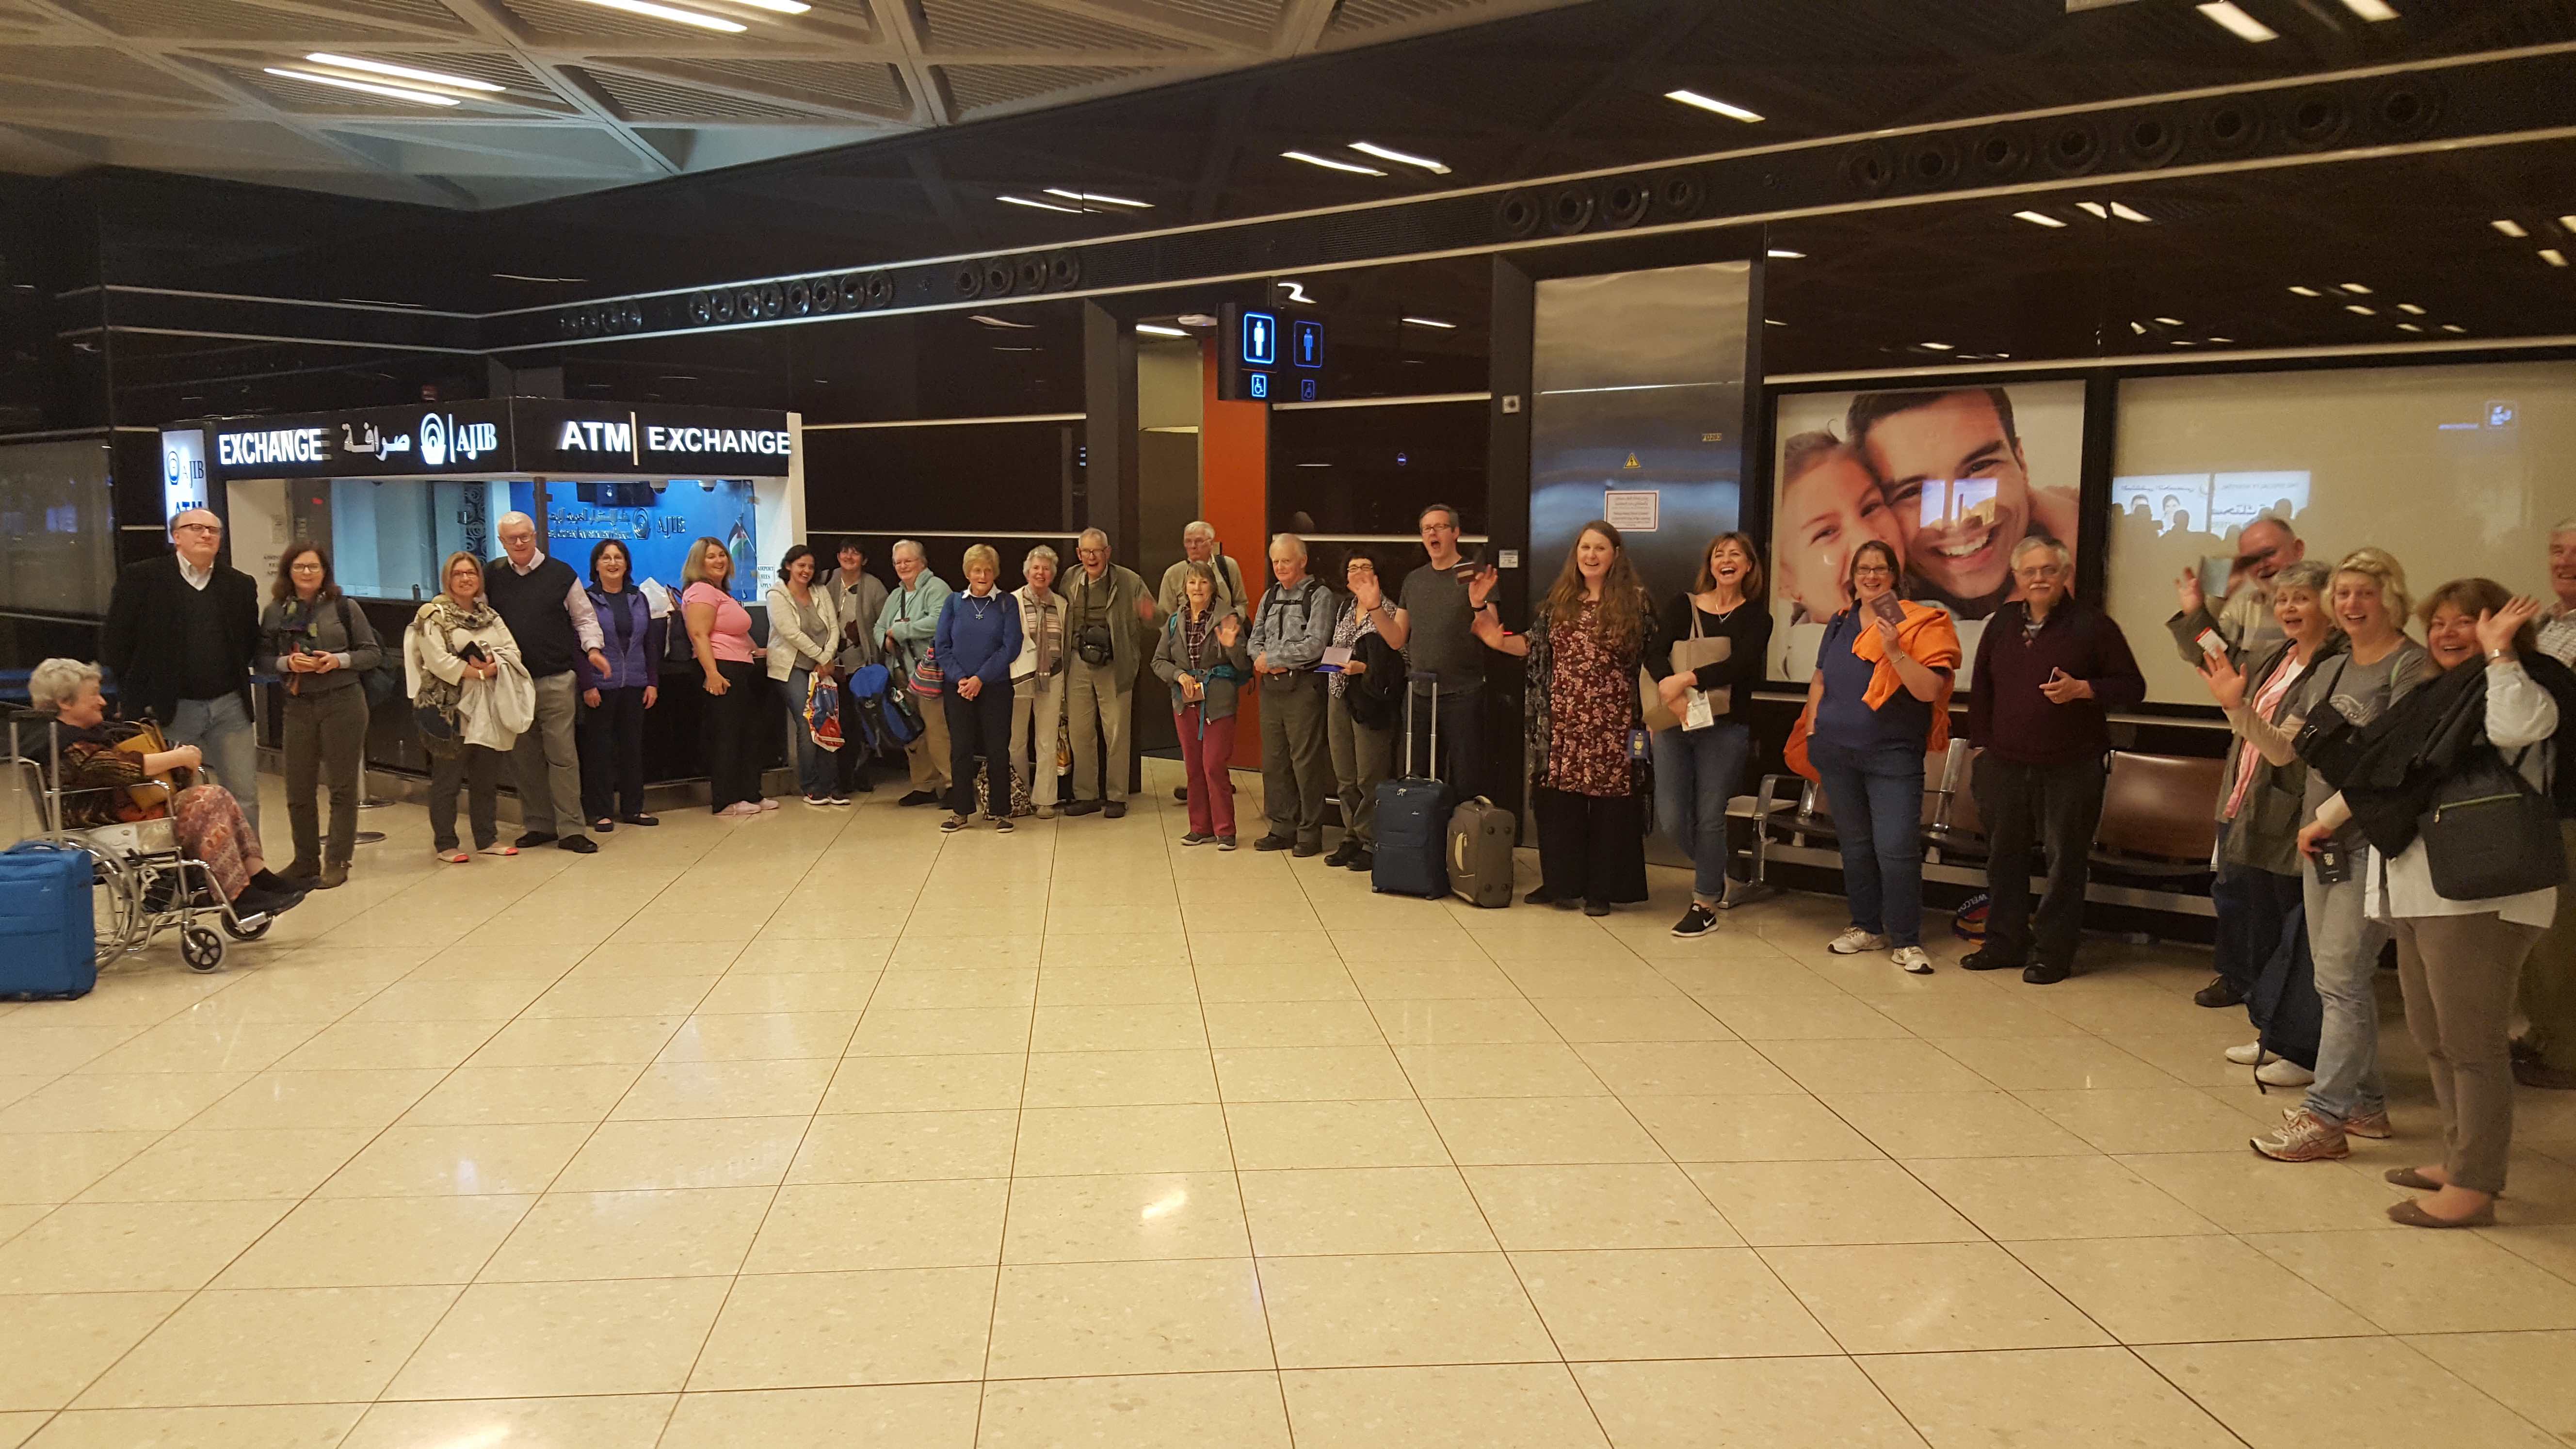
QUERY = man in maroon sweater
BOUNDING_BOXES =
[1964,537,2146,983]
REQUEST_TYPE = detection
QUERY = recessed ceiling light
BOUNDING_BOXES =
[990,346,1037,353]
[2154,317,2184,326]
[263,67,459,105]
[2346,304,2377,314]
[1283,150,1385,176]
[2396,303,2425,315]
[1919,341,1955,351]
[2076,202,2110,219]
[2014,210,2067,228]
[998,194,1083,213]
[2493,219,2530,238]
[304,53,503,92]
[1042,188,1151,209]
[968,314,1034,329]
[1764,319,1787,326]
[1766,249,1804,259]
[2109,202,2153,223]
[2397,322,2424,332]
[1401,317,1457,329]
[2340,282,2373,294]
[1664,89,1763,122]
[1136,323,1188,338]
[2130,321,2147,335]
[1348,141,1449,174]
[562,0,744,31]
[2561,215,2576,232]
[722,0,810,12]
[2340,0,2397,19]
[2208,337,2235,343]
[2441,323,2467,333]
[2197,2,2279,42]
[2544,248,2570,267]
[2172,339,2196,346]
[2288,285,2322,296]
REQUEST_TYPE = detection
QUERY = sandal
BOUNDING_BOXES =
[477,841,518,857]
[437,849,469,864]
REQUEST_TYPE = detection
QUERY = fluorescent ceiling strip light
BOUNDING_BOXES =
[968,314,1034,329]
[723,0,810,12]
[2154,317,2184,325]
[1042,188,1151,209]
[1919,342,1955,351]
[2340,282,2373,293]
[2492,219,2529,237]
[304,53,502,92]
[2288,285,2322,296]
[1664,89,1763,122]
[2441,324,2467,333]
[2561,215,2576,232]
[2398,322,2424,332]
[1401,316,1457,329]
[1283,150,1385,176]
[2014,210,2067,228]
[2076,201,2110,219]
[263,67,459,105]
[2340,0,2397,19]
[562,0,744,32]
[1136,323,1189,338]
[1349,141,1449,174]
[2396,303,2425,315]
[998,194,1082,213]
[1766,248,1804,258]
[2346,304,2377,314]
[2544,248,2570,267]
[2109,202,2152,222]
[2197,2,2280,42]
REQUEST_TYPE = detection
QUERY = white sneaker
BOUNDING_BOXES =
[1828,927,1892,955]
[2223,1040,2278,1066]
[1890,945,1934,975]
[2254,1057,2316,1087]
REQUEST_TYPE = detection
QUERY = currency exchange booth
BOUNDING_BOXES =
[165,398,804,801]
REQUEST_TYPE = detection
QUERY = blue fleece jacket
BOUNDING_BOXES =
[933,586,1023,692]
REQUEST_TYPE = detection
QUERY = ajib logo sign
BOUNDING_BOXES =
[418,412,498,469]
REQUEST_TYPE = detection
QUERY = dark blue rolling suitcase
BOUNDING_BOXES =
[0,840,97,1000]
[1372,676,1452,898]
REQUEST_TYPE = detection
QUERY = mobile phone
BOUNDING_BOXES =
[2195,629,2227,658]
[2313,839,2351,886]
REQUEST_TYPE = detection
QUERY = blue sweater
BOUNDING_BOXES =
[934,587,1023,692]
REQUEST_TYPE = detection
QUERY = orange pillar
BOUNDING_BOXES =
[1200,338,1268,769]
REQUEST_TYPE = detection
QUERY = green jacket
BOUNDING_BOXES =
[1064,563,1163,692]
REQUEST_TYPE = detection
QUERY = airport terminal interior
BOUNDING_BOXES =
[6,0,2576,1445]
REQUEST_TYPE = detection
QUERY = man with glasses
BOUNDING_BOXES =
[2168,514,2305,663]
[1365,503,1489,801]
[1963,537,2144,984]
[104,507,266,836]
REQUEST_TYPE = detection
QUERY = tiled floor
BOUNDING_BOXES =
[6,770,2576,1449]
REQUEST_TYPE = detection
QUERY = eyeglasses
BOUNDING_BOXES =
[1852,564,1897,579]
[172,523,221,536]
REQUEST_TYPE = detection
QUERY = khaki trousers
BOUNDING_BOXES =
[2394,911,2547,1195]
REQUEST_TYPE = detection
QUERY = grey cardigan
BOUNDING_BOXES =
[260,593,384,697]
[1153,607,1253,721]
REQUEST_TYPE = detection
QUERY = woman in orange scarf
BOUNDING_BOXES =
[1793,537,1961,973]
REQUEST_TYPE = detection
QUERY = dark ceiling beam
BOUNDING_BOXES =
[876,0,954,127]
[906,147,981,252]
[1187,82,1260,224]
[1503,0,1713,175]
[431,0,682,179]
[1273,0,1336,53]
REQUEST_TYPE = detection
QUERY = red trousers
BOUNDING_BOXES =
[1178,705,1237,838]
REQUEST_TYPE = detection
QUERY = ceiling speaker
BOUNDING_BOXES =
[1599,178,1650,229]
[1654,171,1704,218]
[1047,250,1081,289]
[2196,100,2264,157]
[2118,110,2182,167]
[2282,89,2349,148]
[1545,184,1595,235]
[1841,145,1895,195]
[2367,77,2442,140]
[951,264,984,300]
[2043,122,2103,175]
[1497,191,1541,239]
[1970,129,2031,180]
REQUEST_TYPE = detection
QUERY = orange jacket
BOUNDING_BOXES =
[1849,601,1964,753]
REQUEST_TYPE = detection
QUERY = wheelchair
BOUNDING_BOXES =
[7,709,276,973]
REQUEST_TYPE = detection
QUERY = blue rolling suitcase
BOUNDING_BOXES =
[1372,676,1452,898]
[0,840,97,1000]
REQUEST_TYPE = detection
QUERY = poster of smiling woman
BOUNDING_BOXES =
[1770,381,2086,685]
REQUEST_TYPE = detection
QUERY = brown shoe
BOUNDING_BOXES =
[2383,1167,2444,1191]
[2387,1197,2495,1229]
[315,863,349,890]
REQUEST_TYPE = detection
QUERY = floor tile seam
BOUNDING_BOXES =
[974,950,1043,1411]
[2216,1224,2576,1332]
[1395,1095,1584,1377]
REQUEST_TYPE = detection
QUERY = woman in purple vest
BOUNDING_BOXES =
[576,539,665,832]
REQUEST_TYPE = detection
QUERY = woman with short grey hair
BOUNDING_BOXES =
[1012,544,1068,818]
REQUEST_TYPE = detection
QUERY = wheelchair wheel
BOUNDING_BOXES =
[180,925,225,973]
[90,852,148,967]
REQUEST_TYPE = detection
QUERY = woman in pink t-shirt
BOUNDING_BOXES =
[682,537,772,817]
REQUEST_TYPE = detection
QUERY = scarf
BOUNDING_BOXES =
[415,592,499,720]
[1182,603,1217,670]
[1330,596,1378,699]
[1848,599,1964,752]
[1022,588,1062,677]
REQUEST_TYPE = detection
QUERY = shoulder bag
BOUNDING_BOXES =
[2419,744,2564,901]
[1639,603,1733,733]
[335,598,402,709]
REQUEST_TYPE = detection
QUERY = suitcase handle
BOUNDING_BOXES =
[1403,673,1438,780]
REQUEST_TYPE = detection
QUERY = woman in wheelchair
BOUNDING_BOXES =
[27,659,306,920]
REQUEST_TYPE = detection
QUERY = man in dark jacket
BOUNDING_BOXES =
[103,507,265,836]
[1964,536,2146,983]
[488,512,609,853]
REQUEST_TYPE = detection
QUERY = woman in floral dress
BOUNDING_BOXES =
[1471,521,1665,915]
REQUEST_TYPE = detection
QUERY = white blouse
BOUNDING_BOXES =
[2363,659,2560,927]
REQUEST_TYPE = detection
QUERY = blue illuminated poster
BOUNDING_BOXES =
[542,479,760,602]
[1292,319,1323,369]
[1241,311,1278,367]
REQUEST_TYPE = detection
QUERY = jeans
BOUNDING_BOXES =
[2302,864,2390,1125]
[785,667,837,799]
[1974,754,2109,969]
[580,685,648,822]
[1012,674,1065,808]
[2396,912,2546,1194]
[1259,672,1331,846]
[2211,834,2309,1050]
[279,685,367,870]
[944,683,1014,817]
[1401,680,1482,804]
[1327,692,1392,848]
[1651,720,1751,902]
[429,744,501,852]
[510,671,586,840]
[1178,705,1238,837]
[167,692,258,840]
[1810,740,1927,948]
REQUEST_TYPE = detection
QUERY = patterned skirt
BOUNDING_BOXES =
[174,784,263,901]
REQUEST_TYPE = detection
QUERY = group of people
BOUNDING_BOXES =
[2174,516,2576,1229]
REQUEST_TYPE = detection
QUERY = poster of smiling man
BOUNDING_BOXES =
[1770,381,2085,684]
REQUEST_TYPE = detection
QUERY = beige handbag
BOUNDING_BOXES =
[1640,606,1732,732]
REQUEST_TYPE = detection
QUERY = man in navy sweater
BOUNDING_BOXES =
[1964,536,2145,983]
